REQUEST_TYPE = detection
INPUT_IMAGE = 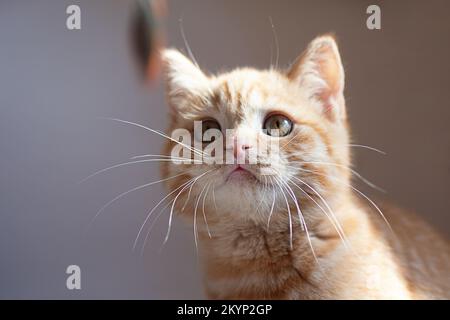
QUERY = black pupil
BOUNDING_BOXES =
[273,118,283,129]
[266,116,290,136]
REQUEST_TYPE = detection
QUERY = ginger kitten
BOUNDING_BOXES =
[160,35,450,299]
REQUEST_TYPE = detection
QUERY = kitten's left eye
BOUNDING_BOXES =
[263,114,293,137]
[195,119,222,142]
[202,119,221,134]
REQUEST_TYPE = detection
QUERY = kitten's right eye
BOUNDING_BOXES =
[195,119,222,142]
[263,114,293,137]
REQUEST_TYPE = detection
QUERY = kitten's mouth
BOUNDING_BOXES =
[225,165,258,183]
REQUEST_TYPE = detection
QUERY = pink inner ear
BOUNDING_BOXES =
[311,44,344,121]
[318,46,343,96]
[322,98,334,116]
[318,94,336,121]
[287,37,345,122]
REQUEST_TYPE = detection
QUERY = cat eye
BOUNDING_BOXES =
[202,119,221,133]
[196,119,222,142]
[263,114,293,137]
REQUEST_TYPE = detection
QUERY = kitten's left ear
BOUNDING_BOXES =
[287,35,346,122]
[162,49,211,113]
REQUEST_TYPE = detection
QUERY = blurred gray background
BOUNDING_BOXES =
[0,0,448,299]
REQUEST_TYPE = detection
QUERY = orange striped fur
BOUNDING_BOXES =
[160,35,450,299]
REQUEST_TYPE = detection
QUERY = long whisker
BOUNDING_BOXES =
[161,169,216,248]
[293,167,393,234]
[260,175,270,215]
[100,117,209,158]
[130,154,201,161]
[349,184,393,233]
[162,181,195,245]
[211,184,218,213]
[139,197,174,256]
[179,17,200,68]
[268,16,279,70]
[290,174,348,242]
[181,169,204,212]
[266,176,276,231]
[141,178,198,256]
[280,178,305,231]
[279,178,318,262]
[255,180,267,216]
[347,144,386,155]
[274,177,293,249]
[268,20,273,68]
[289,177,349,249]
[193,188,204,254]
[80,158,198,184]
[133,174,198,252]
[202,182,212,238]
[289,161,385,193]
[88,170,192,230]
[139,168,215,254]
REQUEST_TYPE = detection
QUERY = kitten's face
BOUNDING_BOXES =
[161,35,350,225]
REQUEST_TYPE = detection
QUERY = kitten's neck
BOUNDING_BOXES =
[198,198,365,299]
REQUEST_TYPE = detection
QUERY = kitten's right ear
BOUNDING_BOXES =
[162,49,211,112]
[287,35,346,122]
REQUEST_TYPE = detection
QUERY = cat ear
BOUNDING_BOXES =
[162,49,211,112]
[287,35,346,121]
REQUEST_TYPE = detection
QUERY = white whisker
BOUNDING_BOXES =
[347,144,386,155]
[202,182,212,238]
[80,158,196,184]
[140,197,174,255]
[212,184,218,213]
[134,175,197,252]
[281,179,305,231]
[279,178,318,263]
[88,171,191,230]
[161,169,216,248]
[290,180,347,245]
[293,167,393,235]
[289,161,385,193]
[100,117,209,158]
[274,177,293,249]
[268,16,279,70]
[179,17,200,68]
[349,184,393,233]
[193,188,203,254]
[289,177,349,249]
[130,154,202,162]
[266,177,276,231]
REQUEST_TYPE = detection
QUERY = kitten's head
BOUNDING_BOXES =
[161,35,351,227]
